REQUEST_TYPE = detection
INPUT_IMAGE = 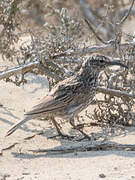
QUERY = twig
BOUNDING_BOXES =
[0,60,40,80]
[0,59,62,82]
[97,86,135,99]
[108,70,127,88]
[117,0,135,25]
[0,142,18,155]
[84,18,114,45]
[38,64,63,81]
[119,9,135,17]
[84,0,135,46]
[79,0,107,35]
[29,142,135,153]
[24,131,44,140]
[51,41,135,58]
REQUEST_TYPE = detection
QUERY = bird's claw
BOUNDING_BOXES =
[48,133,75,140]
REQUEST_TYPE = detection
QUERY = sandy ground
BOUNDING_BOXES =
[0,69,135,180]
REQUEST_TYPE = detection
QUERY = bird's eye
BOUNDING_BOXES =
[100,60,104,63]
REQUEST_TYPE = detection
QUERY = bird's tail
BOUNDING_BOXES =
[6,116,31,136]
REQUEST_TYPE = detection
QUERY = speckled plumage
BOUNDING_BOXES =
[6,54,127,138]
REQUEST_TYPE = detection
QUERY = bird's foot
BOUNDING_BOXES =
[48,132,75,140]
[75,136,90,141]
[70,120,91,141]
[78,129,91,141]
[75,123,85,129]
[72,125,91,141]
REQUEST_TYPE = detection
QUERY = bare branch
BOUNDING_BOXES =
[117,0,135,25]
[78,0,107,35]
[97,86,135,99]
[0,60,40,80]
[51,41,135,58]
[38,64,63,81]
[84,18,114,45]
[119,9,135,17]
[0,59,62,82]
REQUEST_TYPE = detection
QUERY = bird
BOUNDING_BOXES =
[6,54,128,139]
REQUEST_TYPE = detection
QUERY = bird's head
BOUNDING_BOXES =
[84,54,128,72]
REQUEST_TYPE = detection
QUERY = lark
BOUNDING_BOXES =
[6,54,127,139]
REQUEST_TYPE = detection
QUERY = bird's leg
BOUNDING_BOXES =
[70,118,91,140]
[75,115,85,129]
[50,117,74,140]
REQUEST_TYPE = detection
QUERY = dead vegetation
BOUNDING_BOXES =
[0,0,135,138]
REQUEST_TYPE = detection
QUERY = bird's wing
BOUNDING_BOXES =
[6,93,71,137]
[6,80,81,136]
[26,86,74,116]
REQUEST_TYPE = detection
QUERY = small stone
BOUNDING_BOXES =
[22,172,30,175]
[0,173,10,180]
[99,173,106,178]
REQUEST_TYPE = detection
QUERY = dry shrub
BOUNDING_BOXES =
[0,0,135,135]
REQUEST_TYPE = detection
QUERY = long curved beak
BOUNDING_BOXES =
[109,60,128,69]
